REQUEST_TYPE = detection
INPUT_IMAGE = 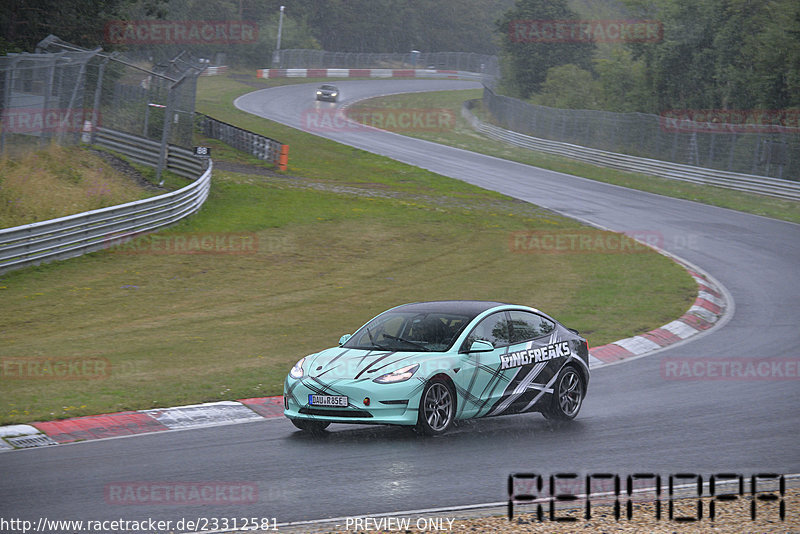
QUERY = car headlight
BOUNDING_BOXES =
[316,91,322,95]
[289,357,306,379]
[330,92,337,96]
[373,364,419,384]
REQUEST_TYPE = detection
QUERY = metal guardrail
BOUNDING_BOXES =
[0,129,212,275]
[199,114,288,171]
[93,127,205,179]
[462,101,800,202]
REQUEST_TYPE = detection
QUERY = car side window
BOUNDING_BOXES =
[464,312,513,349]
[508,311,555,343]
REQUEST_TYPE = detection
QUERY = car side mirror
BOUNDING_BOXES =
[467,340,494,353]
[338,334,352,346]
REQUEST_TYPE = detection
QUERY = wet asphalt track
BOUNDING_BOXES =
[1,79,798,529]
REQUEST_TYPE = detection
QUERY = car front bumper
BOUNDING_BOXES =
[284,376,423,426]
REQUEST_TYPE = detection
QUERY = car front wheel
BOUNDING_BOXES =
[415,378,455,436]
[543,366,584,421]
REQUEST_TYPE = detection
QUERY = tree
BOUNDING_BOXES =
[535,64,599,109]
[0,0,168,52]
[496,0,595,98]
[623,0,800,112]
[718,0,800,109]
[593,48,652,112]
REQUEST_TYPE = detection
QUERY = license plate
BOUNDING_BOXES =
[308,395,348,407]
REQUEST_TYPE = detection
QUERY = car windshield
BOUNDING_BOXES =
[320,85,336,90]
[344,310,472,352]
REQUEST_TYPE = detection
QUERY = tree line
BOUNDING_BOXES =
[498,0,800,114]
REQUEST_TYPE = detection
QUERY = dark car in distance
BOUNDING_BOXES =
[315,84,339,102]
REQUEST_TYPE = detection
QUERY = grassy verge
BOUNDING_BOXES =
[0,144,157,228]
[0,74,696,425]
[347,90,800,224]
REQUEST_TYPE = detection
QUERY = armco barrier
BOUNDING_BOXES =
[0,129,212,275]
[93,127,205,179]
[200,66,229,76]
[198,114,288,170]
[462,101,800,201]
[256,68,485,82]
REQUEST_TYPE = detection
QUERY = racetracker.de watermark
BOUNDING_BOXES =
[104,20,258,45]
[510,19,663,43]
[661,358,799,381]
[1,357,110,380]
[104,482,258,506]
[303,108,456,133]
[104,232,258,255]
[659,109,800,133]
[510,229,665,254]
[1,108,99,134]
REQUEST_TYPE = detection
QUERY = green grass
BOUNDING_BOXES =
[0,74,696,425]
[347,90,800,224]
[0,144,156,228]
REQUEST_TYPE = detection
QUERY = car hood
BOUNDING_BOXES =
[305,346,441,381]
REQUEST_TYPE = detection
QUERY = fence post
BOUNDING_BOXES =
[0,57,18,154]
[41,55,59,146]
[64,51,98,145]
[156,80,177,185]
[90,56,109,145]
[143,103,151,138]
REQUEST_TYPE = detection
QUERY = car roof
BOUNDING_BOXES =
[389,300,511,319]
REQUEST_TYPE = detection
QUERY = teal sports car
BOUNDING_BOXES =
[283,301,590,435]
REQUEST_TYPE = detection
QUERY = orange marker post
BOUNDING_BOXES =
[278,145,289,171]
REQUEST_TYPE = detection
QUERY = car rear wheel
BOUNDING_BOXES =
[543,366,584,421]
[291,419,330,433]
[415,378,455,436]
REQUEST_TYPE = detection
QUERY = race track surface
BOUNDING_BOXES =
[1,79,798,529]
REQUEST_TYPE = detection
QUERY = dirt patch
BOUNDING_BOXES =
[87,148,165,192]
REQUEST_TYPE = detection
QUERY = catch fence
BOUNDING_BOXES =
[0,35,208,180]
[482,87,799,181]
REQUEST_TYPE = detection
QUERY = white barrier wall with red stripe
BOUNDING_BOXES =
[256,68,483,81]
[201,66,229,76]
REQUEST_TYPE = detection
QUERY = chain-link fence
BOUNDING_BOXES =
[1,35,206,178]
[483,87,799,181]
[274,49,499,77]
[0,44,101,152]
